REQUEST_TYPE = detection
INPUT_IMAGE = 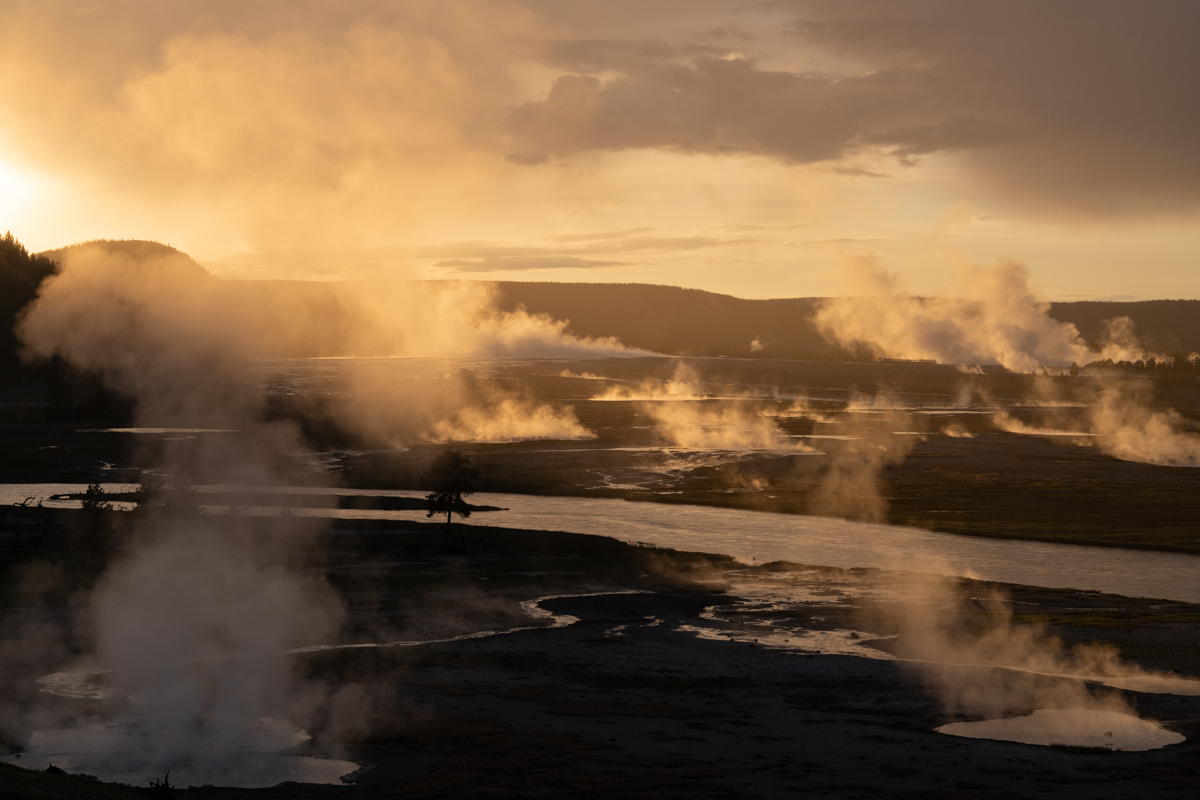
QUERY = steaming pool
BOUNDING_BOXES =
[937,709,1184,751]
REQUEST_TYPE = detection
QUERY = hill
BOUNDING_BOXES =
[4,238,1198,366]
[496,282,1200,360]
[1047,300,1200,356]
[40,238,210,280]
[493,282,847,359]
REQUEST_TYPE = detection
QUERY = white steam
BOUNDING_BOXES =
[592,363,712,401]
[876,575,1194,722]
[429,397,594,443]
[91,521,342,769]
[814,257,1155,372]
[808,394,917,522]
[1091,382,1200,467]
[994,378,1200,467]
[640,402,813,453]
[590,364,815,452]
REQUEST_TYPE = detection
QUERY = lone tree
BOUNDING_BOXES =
[425,448,480,530]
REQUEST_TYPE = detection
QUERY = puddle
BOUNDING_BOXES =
[937,708,1185,751]
[0,718,358,788]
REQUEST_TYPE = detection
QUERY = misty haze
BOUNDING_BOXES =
[2,3,1200,800]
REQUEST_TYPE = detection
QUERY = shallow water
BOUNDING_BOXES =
[0,719,358,788]
[937,708,1185,751]
[5,483,1200,603]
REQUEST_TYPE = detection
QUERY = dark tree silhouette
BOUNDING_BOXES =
[0,231,57,373]
[425,449,480,530]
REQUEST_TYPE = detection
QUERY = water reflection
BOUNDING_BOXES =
[5,484,1200,603]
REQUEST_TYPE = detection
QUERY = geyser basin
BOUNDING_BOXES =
[0,719,358,788]
[937,708,1184,751]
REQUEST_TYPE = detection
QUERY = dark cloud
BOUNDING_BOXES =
[419,231,759,263]
[508,56,937,166]
[432,256,630,272]
[509,1,1200,216]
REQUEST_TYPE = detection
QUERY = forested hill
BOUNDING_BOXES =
[0,233,57,372]
[495,282,1200,360]
[41,239,209,279]
[493,282,843,359]
[1046,300,1200,356]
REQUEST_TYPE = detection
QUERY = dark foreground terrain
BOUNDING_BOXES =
[2,512,1199,800]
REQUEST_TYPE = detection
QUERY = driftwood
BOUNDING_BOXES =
[148,769,173,797]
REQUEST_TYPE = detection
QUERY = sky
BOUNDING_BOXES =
[1,0,1197,300]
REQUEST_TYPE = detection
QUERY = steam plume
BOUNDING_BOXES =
[993,377,1200,467]
[640,401,812,453]
[814,257,1155,372]
[1090,381,1200,467]
[430,397,594,443]
[873,575,1193,720]
[808,393,917,522]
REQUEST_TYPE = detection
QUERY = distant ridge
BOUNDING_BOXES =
[493,282,846,359]
[6,236,1199,365]
[495,281,1200,360]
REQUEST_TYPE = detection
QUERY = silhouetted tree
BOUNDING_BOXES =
[425,449,479,530]
[81,483,113,512]
[0,231,57,374]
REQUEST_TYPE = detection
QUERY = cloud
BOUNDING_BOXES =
[433,256,631,273]
[508,2,1200,216]
[423,228,760,272]
[0,1,541,248]
[3,0,1197,269]
[543,226,656,243]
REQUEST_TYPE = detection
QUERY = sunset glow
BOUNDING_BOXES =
[0,1,1196,299]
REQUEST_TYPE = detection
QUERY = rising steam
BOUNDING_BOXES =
[994,377,1200,467]
[814,257,1154,372]
[91,520,343,770]
[591,363,815,452]
[592,363,712,401]
[430,397,594,443]
[640,401,812,453]
[9,241,635,772]
[872,574,1196,721]
[807,392,918,522]
[1090,381,1200,467]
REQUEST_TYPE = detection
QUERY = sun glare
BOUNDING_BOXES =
[0,159,44,220]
